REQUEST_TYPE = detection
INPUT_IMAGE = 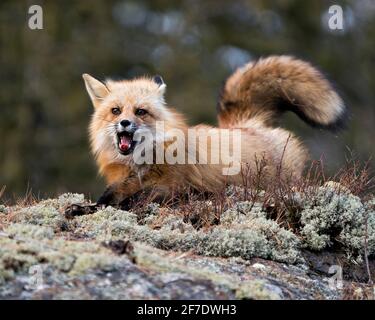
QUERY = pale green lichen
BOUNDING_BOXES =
[1,188,375,288]
[56,193,85,207]
[10,194,84,232]
[69,252,120,276]
[366,198,375,210]
[0,219,125,283]
[143,202,160,216]
[235,279,282,300]
[134,243,282,300]
[295,186,375,260]
[13,203,65,230]
[0,205,8,214]
[5,223,55,240]
[73,201,301,264]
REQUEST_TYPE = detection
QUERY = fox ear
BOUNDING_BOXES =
[82,73,109,106]
[153,75,166,95]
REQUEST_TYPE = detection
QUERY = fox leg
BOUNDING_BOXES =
[96,186,118,206]
[64,178,144,218]
[64,187,131,219]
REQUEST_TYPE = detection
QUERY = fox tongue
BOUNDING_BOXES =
[119,135,131,152]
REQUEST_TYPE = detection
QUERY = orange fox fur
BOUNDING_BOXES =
[82,55,345,207]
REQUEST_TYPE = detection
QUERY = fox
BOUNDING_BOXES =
[65,56,346,217]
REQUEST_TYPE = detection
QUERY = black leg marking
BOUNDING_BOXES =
[96,187,116,206]
[119,191,144,211]
[64,203,100,219]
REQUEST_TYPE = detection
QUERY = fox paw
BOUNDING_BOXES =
[64,203,100,219]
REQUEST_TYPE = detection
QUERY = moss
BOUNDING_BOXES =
[366,198,375,210]
[14,187,375,265]
[2,189,374,300]
[69,252,120,276]
[235,280,282,300]
[143,202,160,216]
[219,202,301,262]
[5,223,55,240]
[296,186,375,260]
[0,237,40,279]
[13,204,64,230]
[56,193,85,207]
[135,243,282,300]
[1,188,375,289]
[0,219,125,283]
[0,205,8,214]
[73,201,301,264]
[10,194,85,232]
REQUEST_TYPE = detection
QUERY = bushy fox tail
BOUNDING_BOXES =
[217,56,346,129]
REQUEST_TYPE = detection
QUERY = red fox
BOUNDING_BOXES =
[66,56,346,216]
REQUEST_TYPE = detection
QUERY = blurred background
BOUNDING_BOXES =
[0,0,374,202]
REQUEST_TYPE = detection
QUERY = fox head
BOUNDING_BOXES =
[83,74,177,162]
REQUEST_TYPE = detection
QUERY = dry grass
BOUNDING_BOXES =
[140,155,375,232]
[16,188,39,207]
[0,183,42,208]
[342,282,375,300]
[0,186,5,201]
[2,154,373,228]
[1,156,374,298]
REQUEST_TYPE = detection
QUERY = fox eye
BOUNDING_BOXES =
[135,108,148,116]
[111,107,121,115]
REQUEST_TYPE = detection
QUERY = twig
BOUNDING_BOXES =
[0,186,5,200]
[364,210,373,285]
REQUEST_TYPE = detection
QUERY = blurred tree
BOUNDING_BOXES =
[0,0,374,201]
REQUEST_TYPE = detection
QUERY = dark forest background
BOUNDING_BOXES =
[0,0,374,202]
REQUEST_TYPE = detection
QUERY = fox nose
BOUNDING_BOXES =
[120,120,131,128]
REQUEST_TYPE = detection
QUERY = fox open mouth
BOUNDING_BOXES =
[117,131,135,155]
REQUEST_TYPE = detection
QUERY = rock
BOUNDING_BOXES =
[0,192,374,300]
